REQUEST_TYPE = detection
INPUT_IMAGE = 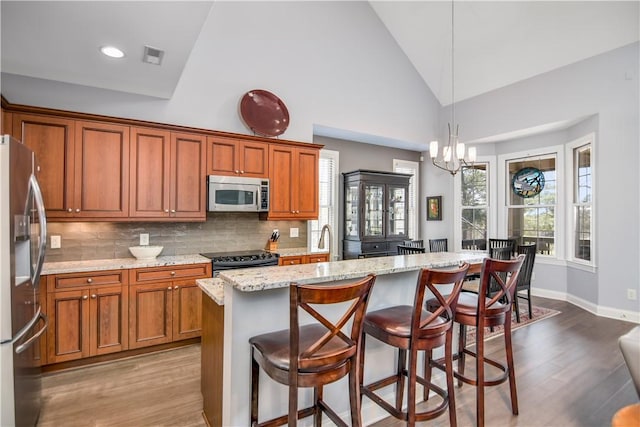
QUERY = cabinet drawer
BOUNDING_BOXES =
[307,254,329,263]
[47,270,126,292]
[130,263,211,284]
[279,256,303,266]
[361,242,389,253]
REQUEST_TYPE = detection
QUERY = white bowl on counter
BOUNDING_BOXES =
[129,246,163,260]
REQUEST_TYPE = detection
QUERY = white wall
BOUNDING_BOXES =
[1,1,439,149]
[433,42,639,318]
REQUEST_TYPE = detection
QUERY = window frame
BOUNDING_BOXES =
[498,145,565,263]
[565,133,596,271]
[308,149,339,259]
[393,159,419,241]
[454,155,497,252]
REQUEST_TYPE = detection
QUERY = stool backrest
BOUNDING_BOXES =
[478,255,525,315]
[290,274,376,372]
[489,238,517,257]
[402,239,424,248]
[398,245,426,255]
[515,243,536,290]
[429,238,448,253]
[414,264,470,338]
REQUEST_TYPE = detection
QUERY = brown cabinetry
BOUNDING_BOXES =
[1,106,12,136]
[267,144,319,220]
[279,253,329,266]
[45,270,128,363]
[128,263,211,349]
[130,128,206,220]
[206,136,268,178]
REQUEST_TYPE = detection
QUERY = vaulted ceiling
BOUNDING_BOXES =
[1,1,638,105]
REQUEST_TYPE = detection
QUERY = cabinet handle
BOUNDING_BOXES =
[91,294,97,299]
[174,285,179,290]
[87,278,93,283]
[82,295,88,300]
[67,208,73,213]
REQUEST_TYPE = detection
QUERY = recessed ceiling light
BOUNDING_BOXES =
[100,46,125,59]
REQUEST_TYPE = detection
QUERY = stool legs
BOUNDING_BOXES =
[504,313,519,416]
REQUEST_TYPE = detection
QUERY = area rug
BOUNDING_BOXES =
[465,305,561,345]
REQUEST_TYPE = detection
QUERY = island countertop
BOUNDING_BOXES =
[219,251,487,292]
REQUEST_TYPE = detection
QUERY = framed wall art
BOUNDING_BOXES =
[427,196,442,221]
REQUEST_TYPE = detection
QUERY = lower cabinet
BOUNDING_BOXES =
[128,263,211,349]
[279,253,329,266]
[45,271,128,364]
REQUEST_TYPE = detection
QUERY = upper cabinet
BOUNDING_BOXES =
[1,105,12,136]
[12,113,76,218]
[130,128,206,220]
[266,143,319,220]
[206,136,268,178]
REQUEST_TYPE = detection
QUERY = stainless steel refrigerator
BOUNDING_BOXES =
[0,135,48,426]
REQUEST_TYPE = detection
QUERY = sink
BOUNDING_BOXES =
[129,246,163,260]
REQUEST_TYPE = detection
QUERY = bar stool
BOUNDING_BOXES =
[249,274,376,427]
[428,255,525,427]
[359,264,470,426]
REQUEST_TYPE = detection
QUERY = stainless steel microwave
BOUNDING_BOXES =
[207,176,269,212]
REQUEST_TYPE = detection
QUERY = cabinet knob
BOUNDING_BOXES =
[87,278,93,283]
[75,208,80,213]
[91,294,97,299]
[289,261,295,264]
[240,170,245,174]
[171,209,176,213]
[82,295,88,300]
[174,285,179,290]
[235,170,240,174]
[168,286,173,290]
[165,209,169,213]
[68,208,73,213]
[170,271,176,276]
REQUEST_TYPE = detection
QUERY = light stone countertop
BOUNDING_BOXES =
[274,247,330,257]
[219,251,487,293]
[196,278,224,305]
[42,254,212,275]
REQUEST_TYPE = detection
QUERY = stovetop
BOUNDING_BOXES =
[200,250,279,263]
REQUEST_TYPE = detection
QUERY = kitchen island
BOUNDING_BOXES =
[197,251,486,427]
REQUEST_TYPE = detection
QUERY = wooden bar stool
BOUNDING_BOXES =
[428,255,525,427]
[359,264,470,426]
[249,274,376,427]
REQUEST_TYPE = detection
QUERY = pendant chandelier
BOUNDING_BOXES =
[429,0,476,176]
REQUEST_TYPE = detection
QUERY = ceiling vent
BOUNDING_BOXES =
[143,45,164,65]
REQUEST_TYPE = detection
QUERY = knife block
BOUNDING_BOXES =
[266,241,278,251]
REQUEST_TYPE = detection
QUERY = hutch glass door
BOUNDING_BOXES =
[387,185,407,237]
[364,184,384,237]
[345,183,359,238]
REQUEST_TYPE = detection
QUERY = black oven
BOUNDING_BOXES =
[200,250,280,277]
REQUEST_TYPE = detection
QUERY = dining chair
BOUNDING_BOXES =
[397,245,426,255]
[360,264,470,426]
[403,239,424,248]
[488,238,517,257]
[427,255,525,427]
[429,238,448,253]
[513,243,536,322]
[249,274,376,427]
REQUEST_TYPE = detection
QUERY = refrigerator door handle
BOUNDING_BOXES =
[1,306,43,346]
[29,174,47,289]
[15,311,48,354]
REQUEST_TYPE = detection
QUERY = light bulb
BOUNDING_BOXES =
[429,140,439,158]
[456,142,465,159]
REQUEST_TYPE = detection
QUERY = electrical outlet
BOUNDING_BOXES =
[50,235,61,249]
[290,227,299,238]
[140,233,149,246]
[627,289,637,301]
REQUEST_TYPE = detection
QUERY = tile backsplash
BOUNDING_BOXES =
[44,213,307,262]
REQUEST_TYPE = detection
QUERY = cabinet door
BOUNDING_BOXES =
[130,127,171,218]
[268,144,295,218]
[2,108,12,136]
[129,282,172,349]
[74,121,130,218]
[170,132,206,219]
[13,113,75,218]
[239,141,268,177]
[89,285,129,356]
[387,185,408,238]
[46,289,89,363]
[206,136,238,176]
[294,147,319,219]
[172,281,202,341]
[364,184,384,238]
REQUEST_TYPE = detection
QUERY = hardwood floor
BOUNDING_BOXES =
[37,297,638,427]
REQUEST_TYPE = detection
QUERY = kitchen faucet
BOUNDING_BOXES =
[318,224,333,260]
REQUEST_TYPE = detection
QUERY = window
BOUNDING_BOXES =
[506,155,557,256]
[460,164,488,250]
[566,135,594,264]
[308,150,339,258]
[393,159,419,240]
